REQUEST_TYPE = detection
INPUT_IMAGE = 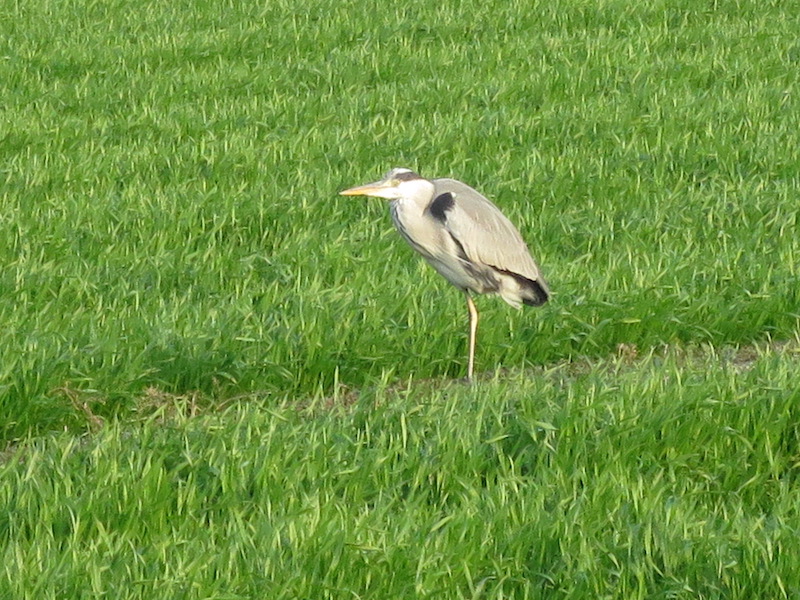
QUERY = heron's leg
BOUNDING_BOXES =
[465,291,478,380]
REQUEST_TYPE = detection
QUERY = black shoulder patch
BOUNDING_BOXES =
[428,192,455,222]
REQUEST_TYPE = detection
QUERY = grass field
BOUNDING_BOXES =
[1,0,799,597]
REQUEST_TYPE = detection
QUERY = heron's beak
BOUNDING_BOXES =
[339,181,388,197]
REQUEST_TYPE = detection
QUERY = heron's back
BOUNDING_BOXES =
[431,178,548,306]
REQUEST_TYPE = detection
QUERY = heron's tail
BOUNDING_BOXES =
[497,272,549,308]
[521,278,549,307]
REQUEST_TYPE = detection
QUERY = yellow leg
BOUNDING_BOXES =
[465,291,478,380]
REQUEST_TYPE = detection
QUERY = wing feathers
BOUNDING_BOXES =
[431,178,548,298]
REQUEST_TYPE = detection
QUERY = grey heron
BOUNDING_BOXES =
[340,168,549,380]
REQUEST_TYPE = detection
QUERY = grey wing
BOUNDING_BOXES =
[432,178,549,301]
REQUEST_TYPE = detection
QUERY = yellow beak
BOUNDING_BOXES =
[339,181,389,197]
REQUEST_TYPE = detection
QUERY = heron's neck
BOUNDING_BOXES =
[397,180,435,207]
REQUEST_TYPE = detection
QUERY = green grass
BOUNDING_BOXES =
[3,346,800,598]
[1,0,798,438]
[1,0,799,596]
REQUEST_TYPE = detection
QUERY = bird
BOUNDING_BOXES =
[340,168,549,380]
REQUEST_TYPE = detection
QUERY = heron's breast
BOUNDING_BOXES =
[389,201,495,293]
[390,200,439,256]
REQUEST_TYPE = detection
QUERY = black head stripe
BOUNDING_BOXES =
[429,192,455,222]
[393,170,422,182]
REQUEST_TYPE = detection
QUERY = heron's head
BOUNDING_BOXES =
[340,168,433,201]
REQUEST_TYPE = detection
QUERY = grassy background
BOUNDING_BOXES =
[1,0,799,596]
[3,348,800,598]
[1,0,798,437]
